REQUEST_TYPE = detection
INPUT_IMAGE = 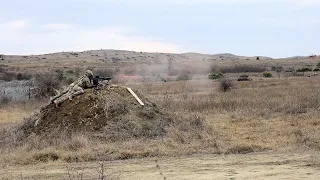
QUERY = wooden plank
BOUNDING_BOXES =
[127,87,144,106]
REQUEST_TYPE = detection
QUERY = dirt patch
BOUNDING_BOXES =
[18,85,172,141]
[1,152,319,180]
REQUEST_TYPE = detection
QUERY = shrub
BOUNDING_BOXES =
[313,68,320,72]
[271,66,283,72]
[263,72,273,78]
[208,73,224,80]
[219,78,233,92]
[16,73,32,80]
[16,73,23,80]
[35,73,61,97]
[237,75,251,81]
[296,68,312,72]
[55,69,66,81]
[93,68,118,78]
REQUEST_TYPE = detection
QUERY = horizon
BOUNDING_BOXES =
[1,48,314,59]
[1,0,319,58]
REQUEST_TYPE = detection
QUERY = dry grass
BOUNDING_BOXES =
[0,100,44,125]
[0,76,319,165]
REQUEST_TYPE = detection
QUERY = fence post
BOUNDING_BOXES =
[29,87,31,100]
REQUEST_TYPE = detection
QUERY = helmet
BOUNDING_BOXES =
[85,70,94,79]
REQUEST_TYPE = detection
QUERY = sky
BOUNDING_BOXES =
[0,0,319,58]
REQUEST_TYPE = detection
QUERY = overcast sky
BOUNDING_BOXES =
[0,0,319,58]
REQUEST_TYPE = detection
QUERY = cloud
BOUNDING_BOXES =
[295,0,320,5]
[2,20,28,29]
[0,21,182,55]
[41,23,73,30]
[71,0,320,5]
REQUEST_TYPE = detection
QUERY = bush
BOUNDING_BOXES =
[93,68,118,78]
[55,69,65,81]
[271,66,283,72]
[237,75,251,81]
[35,73,61,98]
[219,78,233,92]
[313,68,320,72]
[263,72,273,78]
[208,73,224,80]
[296,68,312,72]
[16,73,32,80]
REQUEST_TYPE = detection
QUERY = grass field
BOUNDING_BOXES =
[0,52,320,179]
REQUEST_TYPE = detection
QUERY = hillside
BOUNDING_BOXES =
[1,49,270,63]
[0,49,318,79]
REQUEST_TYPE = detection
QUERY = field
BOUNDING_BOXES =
[0,51,320,179]
[1,152,320,179]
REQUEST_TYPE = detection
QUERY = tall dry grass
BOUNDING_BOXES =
[0,100,45,125]
[0,77,319,165]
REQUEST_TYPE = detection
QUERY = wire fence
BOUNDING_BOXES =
[0,80,39,102]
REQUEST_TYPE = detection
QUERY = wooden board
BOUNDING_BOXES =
[127,87,144,106]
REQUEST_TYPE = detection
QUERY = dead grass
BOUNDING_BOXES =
[0,77,319,165]
[0,100,44,125]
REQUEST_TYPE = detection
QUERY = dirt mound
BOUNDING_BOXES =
[22,85,172,140]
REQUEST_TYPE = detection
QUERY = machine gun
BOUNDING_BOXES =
[92,75,112,87]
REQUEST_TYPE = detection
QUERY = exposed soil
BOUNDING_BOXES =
[1,152,319,180]
[19,85,172,140]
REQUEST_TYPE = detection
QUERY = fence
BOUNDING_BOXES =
[0,80,39,102]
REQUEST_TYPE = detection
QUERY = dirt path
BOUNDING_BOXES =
[1,151,319,180]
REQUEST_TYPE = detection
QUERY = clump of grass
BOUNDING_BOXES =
[219,78,233,92]
[226,144,268,154]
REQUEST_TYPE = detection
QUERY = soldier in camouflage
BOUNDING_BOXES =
[51,70,94,107]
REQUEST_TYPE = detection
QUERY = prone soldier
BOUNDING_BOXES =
[51,70,94,107]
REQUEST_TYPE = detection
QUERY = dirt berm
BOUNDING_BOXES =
[21,85,172,140]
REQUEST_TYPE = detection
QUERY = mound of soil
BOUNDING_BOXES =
[23,85,172,140]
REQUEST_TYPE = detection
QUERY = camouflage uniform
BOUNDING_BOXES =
[51,70,94,107]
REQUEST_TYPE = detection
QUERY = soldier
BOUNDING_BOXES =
[51,70,94,107]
